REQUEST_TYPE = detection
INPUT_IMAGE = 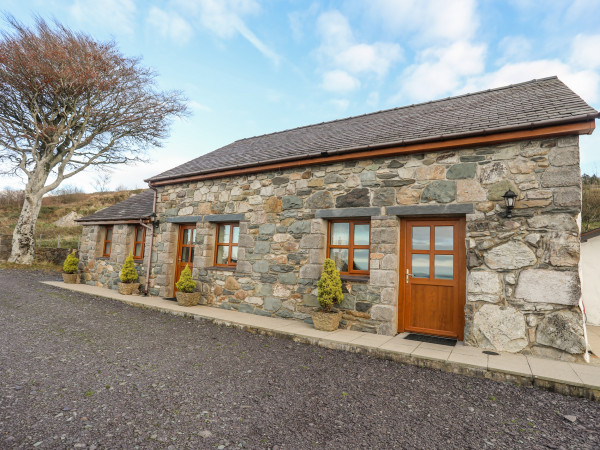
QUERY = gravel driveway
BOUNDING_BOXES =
[1,269,599,449]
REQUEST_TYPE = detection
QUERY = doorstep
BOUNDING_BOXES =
[43,281,600,401]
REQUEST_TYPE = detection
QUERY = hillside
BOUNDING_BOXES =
[583,175,600,232]
[0,189,143,249]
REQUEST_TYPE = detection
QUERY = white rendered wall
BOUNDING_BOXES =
[582,235,600,325]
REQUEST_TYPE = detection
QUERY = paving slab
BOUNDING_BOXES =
[379,335,421,354]
[350,333,395,349]
[487,352,532,377]
[448,351,488,369]
[411,345,451,362]
[569,362,600,389]
[528,357,584,387]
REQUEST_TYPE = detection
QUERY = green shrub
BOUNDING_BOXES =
[62,250,79,274]
[317,258,343,311]
[176,265,196,293]
[120,253,138,283]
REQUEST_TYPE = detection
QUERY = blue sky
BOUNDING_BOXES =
[2,0,600,191]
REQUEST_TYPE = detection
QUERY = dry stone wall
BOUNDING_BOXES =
[80,136,586,359]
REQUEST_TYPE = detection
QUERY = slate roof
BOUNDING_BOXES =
[147,77,599,183]
[77,190,154,223]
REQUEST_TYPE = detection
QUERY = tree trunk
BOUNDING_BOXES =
[8,180,45,265]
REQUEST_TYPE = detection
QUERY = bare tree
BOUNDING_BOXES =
[92,171,113,193]
[0,17,187,263]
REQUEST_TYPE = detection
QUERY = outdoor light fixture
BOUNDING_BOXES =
[149,212,159,228]
[502,189,517,218]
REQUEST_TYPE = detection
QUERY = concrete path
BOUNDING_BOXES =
[588,325,600,357]
[44,281,600,400]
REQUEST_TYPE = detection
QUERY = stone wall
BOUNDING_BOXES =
[79,136,587,359]
[79,224,148,290]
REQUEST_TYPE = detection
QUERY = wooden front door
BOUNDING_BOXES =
[174,224,196,293]
[399,217,466,340]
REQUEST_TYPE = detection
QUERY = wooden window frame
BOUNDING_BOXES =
[327,219,371,275]
[133,225,146,261]
[102,225,113,257]
[214,222,239,267]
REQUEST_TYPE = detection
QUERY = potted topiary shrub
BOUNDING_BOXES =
[312,258,344,331]
[118,253,140,295]
[175,265,201,307]
[62,250,79,284]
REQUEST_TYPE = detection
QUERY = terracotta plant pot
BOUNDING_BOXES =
[118,282,140,295]
[176,291,201,307]
[311,309,343,331]
[62,273,78,284]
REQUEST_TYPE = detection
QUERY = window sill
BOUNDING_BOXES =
[97,256,110,261]
[340,275,370,283]
[206,266,237,272]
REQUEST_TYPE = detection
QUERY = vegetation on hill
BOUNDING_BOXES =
[0,187,143,249]
[583,173,600,232]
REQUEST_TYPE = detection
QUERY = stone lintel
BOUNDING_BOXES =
[204,214,245,222]
[387,203,474,216]
[166,215,203,223]
[315,207,382,219]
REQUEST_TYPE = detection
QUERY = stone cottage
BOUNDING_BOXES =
[77,77,599,361]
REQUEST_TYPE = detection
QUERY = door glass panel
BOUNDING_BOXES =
[136,227,143,241]
[353,249,369,271]
[435,226,454,251]
[182,229,191,245]
[232,226,239,244]
[104,242,111,255]
[231,246,238,263]
[412,254,430,278]
[181,246,190,262]
[216,246,229,265]
[192,229,197,244]
[190,247,194,263]
[330,222,349,245]
[412,226,430,250]
[134,243,142,257]
[218,225,230,243]
[105,227,112,241]
[329,248,348,272]
[354,224,370,246]
[434,255,454,279]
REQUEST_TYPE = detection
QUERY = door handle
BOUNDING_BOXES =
[406,269,414,284]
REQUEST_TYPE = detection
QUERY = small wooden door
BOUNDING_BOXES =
[174,224,197,293]
[399,217,466,340]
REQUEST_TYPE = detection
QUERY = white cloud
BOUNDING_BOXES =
[571,34,600,70]
[175,0,280,64]
[497,36,532,65]
[363,0,479,42]
[321,70,361,93]
[147,7,194,44]
[398,41,486,101]
[316,10,402,79]
[460,59,600,104]
[70,0,136,36]
[288,3,320,42]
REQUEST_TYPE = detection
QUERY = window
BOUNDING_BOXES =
[327,220,370,275]
[102,226,113,257]
[214,223,239,266]
[133,225,146,260]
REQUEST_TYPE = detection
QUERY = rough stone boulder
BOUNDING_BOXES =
[514,269,580,305]
[467,270,501,303]
[483,241,536,270]
[536,310,586,354]
[53,211,82,227]
[470,304,528,352]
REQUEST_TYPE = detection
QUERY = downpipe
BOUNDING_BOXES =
[141,186,158,296]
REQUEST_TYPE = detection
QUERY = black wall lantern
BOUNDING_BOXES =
[502,189,517,218]
[148,212,159,229]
